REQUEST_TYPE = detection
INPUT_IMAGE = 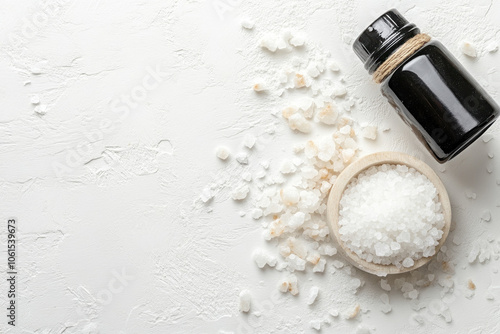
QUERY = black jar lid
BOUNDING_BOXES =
[353,9,421,74]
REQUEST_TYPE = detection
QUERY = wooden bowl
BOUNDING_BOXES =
[326,152,452,276]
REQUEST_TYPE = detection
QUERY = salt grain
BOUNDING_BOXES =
[34,104,47,115]
[361,125,378,140]
[243,135,256,149]
[30,95,40,105]
[216,146,230,160]
[307,286,319,305]
[241,19,255,30]
[231,184,249,200]
[460,41,478,58]
[239,290,252,312]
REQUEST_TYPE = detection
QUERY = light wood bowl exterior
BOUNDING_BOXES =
[326,152,452,276]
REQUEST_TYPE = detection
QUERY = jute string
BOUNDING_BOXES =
[373,33,431,84]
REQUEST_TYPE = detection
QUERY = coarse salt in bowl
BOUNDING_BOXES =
[326,152,452,276]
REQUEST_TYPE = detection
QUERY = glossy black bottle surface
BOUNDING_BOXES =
[353,9,499,162]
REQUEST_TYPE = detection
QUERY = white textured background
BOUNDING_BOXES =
[0,0,499,333]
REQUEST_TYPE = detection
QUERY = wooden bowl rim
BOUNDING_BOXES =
[326,151,452,276]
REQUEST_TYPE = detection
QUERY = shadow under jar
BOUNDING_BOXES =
[353,9,499,163]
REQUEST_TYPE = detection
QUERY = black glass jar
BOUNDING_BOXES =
[353,9,499,162]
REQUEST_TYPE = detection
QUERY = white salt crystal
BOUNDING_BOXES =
[215,146,230,160]
[242,172,252,182]
[280,160,297,174]
[460,41,478,58]
[332,260,344,268]
[309,319,321,331]
[30,95,40,105]
[332,84,347,97]
[345,304,360,320]
[260,160,270,169]
[239,290,252,312]
[200,188,213,203]
[307,64,320,78]
[328,60,340,72]
[278,274,299,295]
[486,41,499,53]
[34,104,47,115]
[260,34,279,52]
[281,186,300,206]
[465,190,477,199]
[307,286,319,305]
[403,257,415,268]
[231,184,249,200]
[243,135,256,149]
[329,309,339,317]
[361,125,378,140]
[380,279,391,291]
[241,18,255,30]
[253,249,277,268]
[481,210,492,222]
[482,134,494,143]
[253,80,267,92]
[252,209,263,219]
[408,289,419,299]
[317,103,339,125]
[293,73,307,88]
[313,259,326,273]
[288,113,312,133]
[290,33,306,47]
[452,235,462,245]
[236,152,249,164]
[356,325,371,334]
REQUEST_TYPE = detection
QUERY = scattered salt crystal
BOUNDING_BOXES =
[289,33,306,47]
[313,259,326,272]
[408,289,419,299]
[486,41,499,53]
[482,134,494,143]
[242,172,252,182]
[253,81,267,92]
[251,209,263,219]
[356,325,371,334]
[278,274,299,295]
[309,319,321,331]
[241,18,255,30]
[307,64,320,78]
[452,235,462,245]
[332,260,344,268]
[328,60,340,72]
[243,135,256,149]
[345,304,360,320]
[281,186,300,206]
[200,188,213,203]
[481,210,492,222]
[403,257,415,268]
[329,309,339,317]
[253,249,277,268]
[260,160,270,169]
[239,290,252,312]
[332,84,347,97]
[293,73,307,88]
[361,125,377,140]
[231,184,249,200]
[465,190,477,200]
[280,160,297,174]
[34,104,47,115]
[460,41,478,58]
[215,146,230,160]
[236,152,249,164]
[380,279,391,291]
[30,95,40,105]
[288,113,312,133]
[317,103,339,125]
[307,286,319,305]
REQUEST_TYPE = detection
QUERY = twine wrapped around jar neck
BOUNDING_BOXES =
[373,33,431,84]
